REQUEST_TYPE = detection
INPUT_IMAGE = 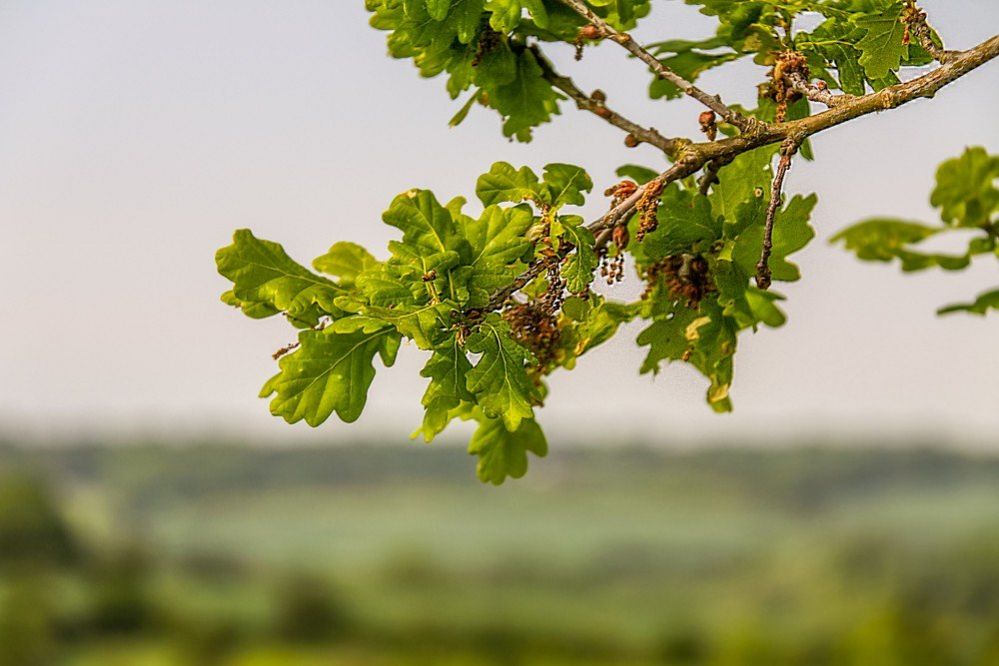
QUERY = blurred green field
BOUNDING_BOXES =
[2,439,999,664]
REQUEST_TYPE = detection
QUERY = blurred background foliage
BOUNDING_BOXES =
[2,439,999,665]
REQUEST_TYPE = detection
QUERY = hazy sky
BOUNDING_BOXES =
[1,1,997,446]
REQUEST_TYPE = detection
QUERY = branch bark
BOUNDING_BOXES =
[756,140,798,290]
[696,33,999,164]
[905,2,963,64]
[475,31,999,314]
[529,45,682,156]
[558,0,757,132]
[785,71,854,108]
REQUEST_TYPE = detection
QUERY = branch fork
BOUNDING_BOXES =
[558,0,758,134]
[473,2,999,314]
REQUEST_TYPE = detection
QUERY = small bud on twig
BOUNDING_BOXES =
[698,110,717,141]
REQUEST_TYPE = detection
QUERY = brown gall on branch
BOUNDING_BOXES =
[480,31,999,315]
[529,45,682,157]
[556,0,760,134]
[756,139,799,290]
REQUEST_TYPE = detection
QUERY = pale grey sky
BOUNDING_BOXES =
[1,1,997,445]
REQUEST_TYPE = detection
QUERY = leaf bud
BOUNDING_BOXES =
[698,110,717,141]
[612,225,630,251]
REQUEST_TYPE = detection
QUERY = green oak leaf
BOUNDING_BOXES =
[938,289,999,317]
[930,147,999,228]
[355,301,453,349]
[490,50,563,142]
[683,0,768,33]
[637,294,745,412]
[463,204,535,265]
[743,288,788,328]
[476,162,591,209]
[854,2,907,80]
[588,0,652,30]
[458,203,536,306]
[829,219,970,271]
[475,40,518,88]
[216,229,343,326]
[796,18,869,95]
[732,194,817,282]
[382,188,462,259]
[710,145,779,222]
[685,303,738,413]
[468,415,548,485]
[221,289,276,319]
[484,0,519,31]
[638,184,722,263]
[559,296,637,368]
[260,316,401,426]
[637,308,699,375]
[449,91,481,128]
[485,0,549,31]
[836,148,997,314]
[368,0,563,141]
[356,265,423,307]
[560,217,598,293]
[452,0,487,43]
[417,337,475,441]
[465,315,541,431]
[823,43,866,95]
[541,163,593,208]
[424,0,450,21]
[476,162,542,206]
[713,259,787,330]
[312,242,377,287]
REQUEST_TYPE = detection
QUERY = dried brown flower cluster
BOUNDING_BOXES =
[635,178,664,242]
[769,50,809,122]
[472,27,502,67]
[503,300,562,377]
[642,254,715,308]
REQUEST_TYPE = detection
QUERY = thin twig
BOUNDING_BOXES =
[756,140,799,290]
[785,71,854,108]
[698,156,733,195]
[558,0,758,133]
[904,2,962,64]
[694,33,998,166]
[529,45,682,156]
[272,341,300,360]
